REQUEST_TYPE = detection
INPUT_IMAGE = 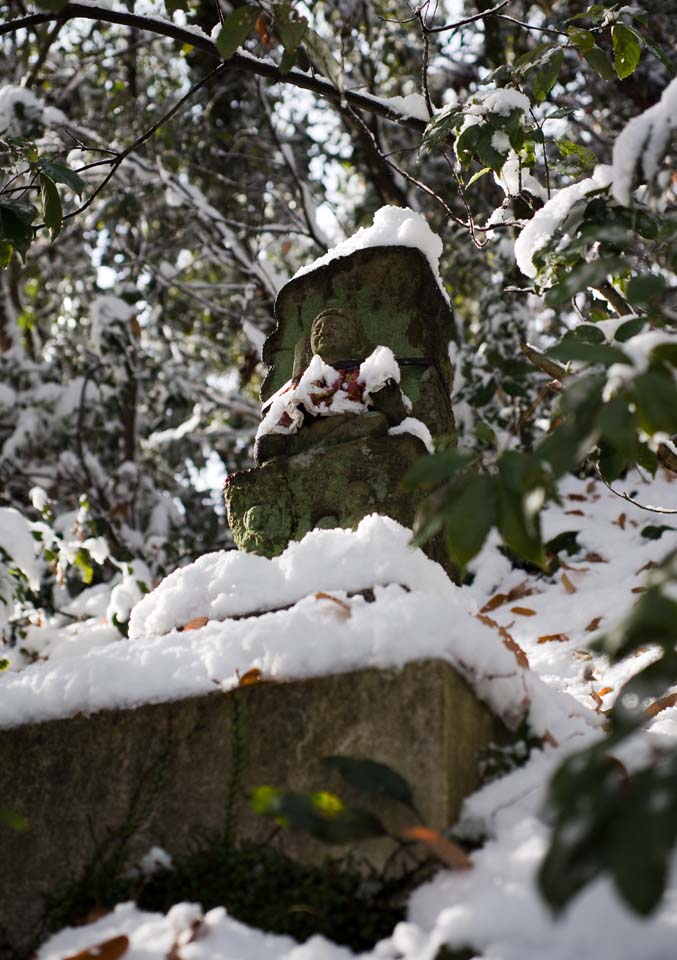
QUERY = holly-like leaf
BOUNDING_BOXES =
[584,46,616,82]
[612,23,642,80]
[40,173,62,240]
[38,159,85,196]
[546,339,631,367]
[444,474,497,575]
[216,5,260,61]
[533,49,563,102]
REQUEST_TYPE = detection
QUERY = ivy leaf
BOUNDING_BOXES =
[533,49,563,102]
[321,756,418,815]
[38,159,85,197]
[40,173,62,240]
[612,23,642,80]
[584,46,617,82]
[216,5,260,61]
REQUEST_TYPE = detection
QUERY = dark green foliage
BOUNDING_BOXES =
[540,553,677,915]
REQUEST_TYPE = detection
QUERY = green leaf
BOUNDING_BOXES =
[568,27,595,52]
[496,485,545,569]
[626,274,666,306]
[533,49,563,102]
[571,324,606,344]
[273,3,308,55]
[547,339,631,367]
[614,316,645,342]
[0,198,37,260]
[612,23,641,79]
[476,127,507,173]
[514,41,558,72]
[641,525,675,540]
[74,547,94,585]
[216,4,260,61]
[544,259,623,307]
[40,173,62,240]
[37,159,85,197]
[633,371,677,435]
[466,166,491,188]
[305,28,343,92]
[403,448,475,489]
[444,474,497,575]
[556,138,597,171]
[0,658,8,671]
[544,530,580,556]
[584,46,617,82]
[321,756,418,814]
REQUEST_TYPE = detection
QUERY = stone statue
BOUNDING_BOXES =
[225,244,456,570]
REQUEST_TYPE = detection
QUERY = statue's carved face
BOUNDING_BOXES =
[310,309,369,364]
[241,502,292,554]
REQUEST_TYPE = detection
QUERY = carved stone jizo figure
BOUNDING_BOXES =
[225,244,456,562]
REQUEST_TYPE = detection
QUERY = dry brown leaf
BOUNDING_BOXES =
[567,493,587,501]
[645,692,677,718]
[537,633,569,644]
[315,591,351,619]
[511,606,536,617]
[597,686,613,698]
[574,649,593,661]
[585,617,602,632]
[636,561,657,575]
[591,688,604,713]
[181,616,208,632]
[476,613,529,669]
[480,581,533,613]
[586,480,597,494]
[584,551,607,563]
[65,935,129,960]
[238,668,267,687]
[631,587,647,594]
[564,509,585,516]
[615,512,627,529]
[561,572,577,594]
[401,825,471,870]
[542,730,559,748]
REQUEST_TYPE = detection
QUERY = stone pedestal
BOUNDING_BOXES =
[0,660,500,958]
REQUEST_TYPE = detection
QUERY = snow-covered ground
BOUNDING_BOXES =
[4,467,674,959]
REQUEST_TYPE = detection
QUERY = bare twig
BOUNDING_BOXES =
[33,62,227,230]
[424,0,513,34]
[594,464,677,515]
[520,341,568,381]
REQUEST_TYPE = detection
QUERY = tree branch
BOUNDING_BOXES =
[1,3,430,135]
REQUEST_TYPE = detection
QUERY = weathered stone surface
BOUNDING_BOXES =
[0,660,501,958]
[225,245,457,561]
[261,245,456,438]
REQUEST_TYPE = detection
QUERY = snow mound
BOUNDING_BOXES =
[292,206,449,302]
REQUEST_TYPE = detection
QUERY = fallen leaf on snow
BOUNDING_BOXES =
[511,606,536,617]
[315,592,351,619]
[537,633,569,644]
[597,686,613,697]
[401,826,471,870]
[560,572,577,594]
[180,616,209,631]
[476,613,529,668]
[238,668,268,687]
[585,617,602,632]
[584,551,607,563]
[65,935,129,960]
[646,692,677,718]
[480,581,534,613]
